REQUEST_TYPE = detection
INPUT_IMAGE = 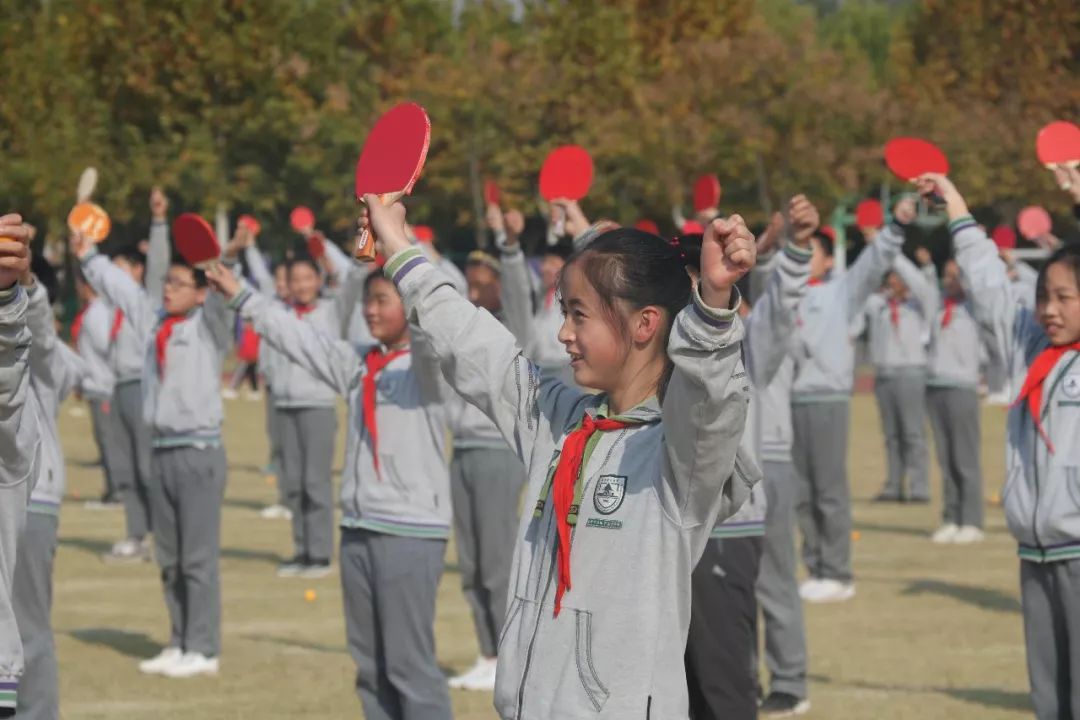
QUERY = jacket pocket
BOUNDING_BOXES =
[574,609,610,712]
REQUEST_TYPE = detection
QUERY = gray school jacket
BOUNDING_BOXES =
[81,240,232,447]
[271,299,344,409]
[231,282,451,538]
[77,297,117,401]
[109,220,170,385]
[951,216,1080,563]
[714,243,811,538]
[384,245,754,720]
[919,264,983,389]
[791,224,905,402]
[25,284,100,514]
[0,285,40,494]
[862,254,935,376]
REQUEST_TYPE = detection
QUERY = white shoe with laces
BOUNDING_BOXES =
[953,526,985,544]
[798,578,824,601]
[162,652,219,678]
[803,579,855,604]
[931,523,960,544]
[449,656,497,691]
[138,647,183,675]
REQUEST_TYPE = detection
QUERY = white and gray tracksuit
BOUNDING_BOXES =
[863,254,935,500]
[791,224,904,582]
[921,262,985,529]
[0,284,40,715]
[76,297,119,500]
[244,246,287,485]
[82,238,232,660]
[386,245,754,719]
[16,284,105,719]
[230,281,453,720]
[951,216,1080,720]
[687,243,811,719]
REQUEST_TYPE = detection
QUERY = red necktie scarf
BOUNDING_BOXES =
[294,303,316,318]
[941,297,957,328]
[550,413,639,616]
[155,315,187,379]
[1014,343,1080,454]
[362,347,410,477]
[110,308,125,343]
[888,298,900,329]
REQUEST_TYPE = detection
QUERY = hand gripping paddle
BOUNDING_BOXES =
[68,202,111,243]
[539,145,593,236]
[854,199,884,229]
[354,102,432,262]
[1017,206,1052,241]
[172,213,221,269]
[692,174,721,214]
[1036,121,1080,169]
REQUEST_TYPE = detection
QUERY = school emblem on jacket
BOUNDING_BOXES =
[593,475,626,515]
[1064,373,1080,399]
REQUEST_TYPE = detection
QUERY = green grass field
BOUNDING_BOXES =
[52,394,1030,719]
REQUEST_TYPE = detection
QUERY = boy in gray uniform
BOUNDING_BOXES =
[74,201,233,679]
[863,251,936,502]
[73,279,119,505]
[918,254,986,544]
[0,218,38,717]
[791,199,911,604]
[14,269,107,719]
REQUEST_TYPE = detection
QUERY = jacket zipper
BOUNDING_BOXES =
[1031,354,1080,553]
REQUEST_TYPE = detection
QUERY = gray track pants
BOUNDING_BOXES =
[792,400,853,582]
[12,512,58,720]
[926,386,983,527]
[756,460,808,700]
[150,445,227,657]
[265,393,285,503]
[873,373,930,500]
[112,381,153,539]
[1021,559,1080,720]
[279,407,337,562]
[340,529,451,720]
[88,398,118,500]
[450,446,526,658]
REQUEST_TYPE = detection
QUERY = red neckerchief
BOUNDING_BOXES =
[550,413,641,616]
[110,308,125,343]
[362,347,410,478]
[1014,343,1080,453]
[941,297,957,328]
[155,315,188,378]
[807,277,823,287]
[294,302,317,318]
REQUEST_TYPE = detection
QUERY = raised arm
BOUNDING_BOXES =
[0,220,38,489]
[145,188,171,306]
[745,242,811,387]
[23,280,60,386]
[893,253,937,319]
[663,215,757,530]
[843,199,912,321]
[244,245,277,297]
[214,275,360,397]
[322,235,357,282]
[492,207,536,351]
[75,241,156,341]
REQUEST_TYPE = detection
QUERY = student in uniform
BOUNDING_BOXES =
[863,248,936,503]
[362,198,756,719]
[0,216,38,719]
[206,259,454,720]
[73,201,233,679]
[682,194,816,720]
[14,261,107,719]
[915,251,986,544]
[925,172,1080,720]
[790,199,912,604]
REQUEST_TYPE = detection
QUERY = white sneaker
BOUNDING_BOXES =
[931,523,960,544]
[803,579,855,604]
[985,389,1011,406]
[104,538,151,564]
[162,652,219,678]
[259,504,292,520]
[953,526,985,544]
[138,647,183,675]
[243,389,263,402]
[449,656,498,691]
[798,578,824,601]
[221,388,239,400]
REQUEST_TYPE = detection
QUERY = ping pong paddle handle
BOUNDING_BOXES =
[356,192,403,262]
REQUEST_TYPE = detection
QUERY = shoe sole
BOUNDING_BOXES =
[163,668,219,679]
[298,567,333,579]
[805,592,855,604]
[763,700,811,717]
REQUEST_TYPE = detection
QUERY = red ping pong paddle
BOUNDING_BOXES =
[540,145,593,237]
[634,219,660,235]
[1017,206,1052,241]
[238,214,261,236]
[412,225,435,244]
[354,102,432,262]
[884,137,950,182]
[854,199,884,229]
[1036,121,1080,169]
[306,232,326,260]
[484,179,500,206]
[692,175,721,213]
[290,207,315,235]
[173,213,221,269]
[991,225,1017,250]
